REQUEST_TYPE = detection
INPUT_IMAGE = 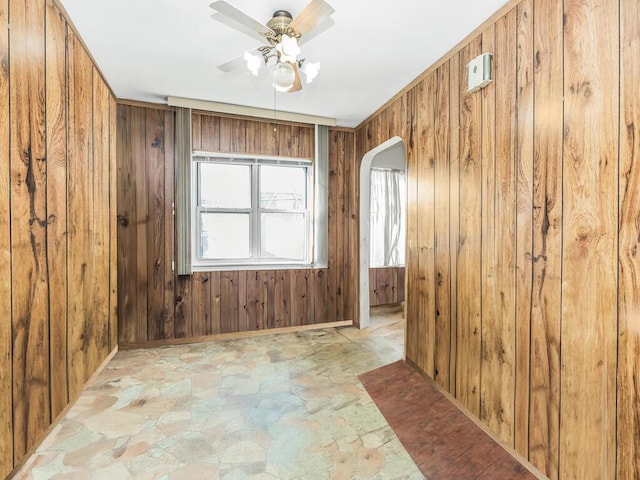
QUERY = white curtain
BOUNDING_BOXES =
[370,168,406,267]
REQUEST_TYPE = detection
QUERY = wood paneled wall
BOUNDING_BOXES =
[355,0,639,478]
[369,267,404,306]
[0,0,117,476]
[117,108,356,344]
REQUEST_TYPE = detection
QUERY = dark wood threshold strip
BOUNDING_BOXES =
[359,361,546,480]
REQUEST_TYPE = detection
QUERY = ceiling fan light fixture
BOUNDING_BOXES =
[301,61,320,83]
[272,61,295,92]
[243,51,262,75]
[276,34,301,63]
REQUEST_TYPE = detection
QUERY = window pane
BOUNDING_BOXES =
[260,165,306,209]
[200,213,250,259]
[200,163,251,208]
[261,213,305,260]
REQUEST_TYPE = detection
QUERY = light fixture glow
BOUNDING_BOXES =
[275,34,301,63]
[244,51,261,76]
[301,61,320,84]
[272,61,295,92]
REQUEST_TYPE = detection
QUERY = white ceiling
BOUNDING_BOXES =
[59,0,509,127]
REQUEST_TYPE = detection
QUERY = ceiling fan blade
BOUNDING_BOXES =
[217,53,246,73]
[298,17,334,45]
[209,1,273,43]
[289,0,334,37]
[217,47,263,73]
[288,62,302,92]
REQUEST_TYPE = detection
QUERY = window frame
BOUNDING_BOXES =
[191,152,313,271]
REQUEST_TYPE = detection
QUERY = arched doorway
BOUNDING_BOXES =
[359,136,407,329]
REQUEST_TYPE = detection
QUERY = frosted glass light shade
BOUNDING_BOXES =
[272,62,295,92]
[244,51,261,76]
[276,34,300,63]
[301,61,320,83]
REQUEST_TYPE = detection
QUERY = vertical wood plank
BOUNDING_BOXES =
[191,272,211,336]
[162,110,175,340]
[416,76,436,376]
[483,9,518,450]
[109,96,118,350]
[333,131,345,321]
[265,270,276,328]
[306,269,316,325]
[433,62,451,390]
[274,270,290,327]
[191,113,202,151]
[91,69,111,366]
[132,107,148,343]
[514,0,533,455]
[45,0,68,420]
[246,271,266,331]
[448,56,460,396]
[298,126,314,159]
[260,122,278,156]
[529,0,562,476]
[10,0,49,460]
[210,271,221,334]
[174,276,192,338]
[117,105,137,344]
[67,30,94,402]
[404,86,419,361]
[201,114,220,152]
[369,269,377,306]
[0,0,11,473]
[561,0,618,478]
[145,108,165,341]
[231,118,247,153]
[220,271,240,333]
[218,117,232,153]
[456,36,483,415]
[289,270,306,326]
[618,0,640,478]
[246,119,261,155]
[343,131,356,321]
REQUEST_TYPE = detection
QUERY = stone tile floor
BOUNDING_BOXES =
[14,307,425,480]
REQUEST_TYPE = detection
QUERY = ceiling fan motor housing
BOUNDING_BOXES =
[267,10,294,36]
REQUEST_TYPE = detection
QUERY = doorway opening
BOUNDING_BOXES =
[359,136,407,330]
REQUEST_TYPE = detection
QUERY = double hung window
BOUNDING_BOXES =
[192,154,312,269]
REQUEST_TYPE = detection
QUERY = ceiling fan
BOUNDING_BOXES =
[209,0,335,93]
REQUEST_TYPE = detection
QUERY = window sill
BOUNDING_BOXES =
[191,262,327,272]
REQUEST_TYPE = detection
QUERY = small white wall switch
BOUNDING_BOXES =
[466,53,493,93]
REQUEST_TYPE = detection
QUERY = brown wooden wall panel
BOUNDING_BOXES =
[369,267,405,307]
[45,0,68,421]
[529,0,562,475]
[618,2,640,479]
[10,0,49,461]
[514,0,534,455]
[456,36,482,416]
[416,77,436,377]
[0,1,117,476]
[0,0,11,473]
[561,0,618,478]
[483,8,517,449]
[433,62,451,391]
[354,0,638,478]
[447,58,460,396]
[117,110,356,344]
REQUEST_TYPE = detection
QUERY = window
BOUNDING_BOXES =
[370,168,406,267]
[192,154,312,269]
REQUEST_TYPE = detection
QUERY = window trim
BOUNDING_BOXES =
[191,152,314,271]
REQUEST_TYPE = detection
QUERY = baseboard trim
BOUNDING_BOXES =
[9,346,119,479]
[405,358,549,480]
[119,320,354,350]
